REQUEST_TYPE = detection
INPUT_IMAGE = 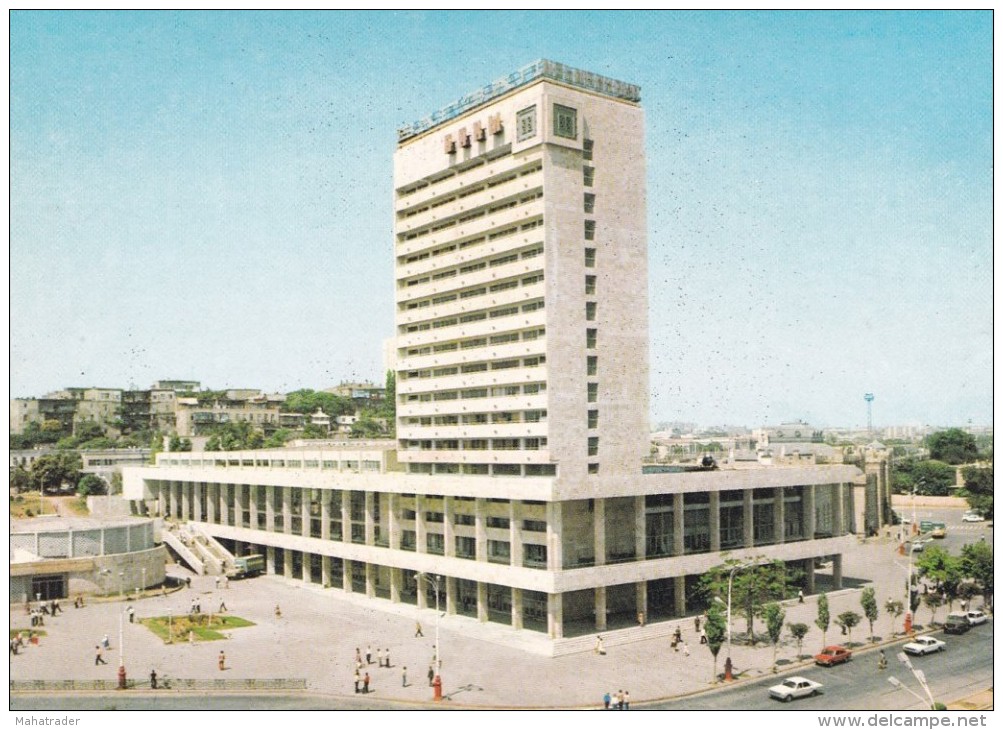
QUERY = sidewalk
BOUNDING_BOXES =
[7,538,989,709]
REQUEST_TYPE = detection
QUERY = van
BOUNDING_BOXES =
[944,613,971,634]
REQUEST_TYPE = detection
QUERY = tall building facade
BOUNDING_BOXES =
[124,62,861,649]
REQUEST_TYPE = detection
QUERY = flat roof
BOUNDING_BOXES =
[397,59,641,142]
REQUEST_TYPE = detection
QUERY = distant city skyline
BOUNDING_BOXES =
[10,11,993,427]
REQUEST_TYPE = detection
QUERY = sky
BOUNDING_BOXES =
[9,10,994,430]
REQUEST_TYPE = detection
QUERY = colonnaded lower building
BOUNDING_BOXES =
[124,60,862,648]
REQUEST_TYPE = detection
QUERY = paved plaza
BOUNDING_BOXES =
[9,519,992,709]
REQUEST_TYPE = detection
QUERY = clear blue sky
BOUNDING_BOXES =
[9,10,993,429]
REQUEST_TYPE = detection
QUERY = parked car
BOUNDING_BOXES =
[962,512,986,523]
[931,527,947,539]
[944,613,971,634]
[814,645,852,666]
[769,676,823,702]
[903,636,946,655]
[966,610,989,626]
[909,538,932,553]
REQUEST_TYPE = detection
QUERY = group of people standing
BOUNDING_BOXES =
[602,690,631,710]
[353,643,395,694]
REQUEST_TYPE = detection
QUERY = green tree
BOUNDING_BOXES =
[926,428,978,465]
[835,611,861,645]
[787,622,810,659]
[9,466,32,494]
[76,473,107,497]
[961,466,993,520]
[30,452,83,494]
[763,602,785,670]
[916,545,964,610]
[960,541,993,606]
[382,370,396,422]
[700,559,798,640]
[108,471,123,496]
[923,593,944,626]
[860,587,879,642]
[892,459,957,496]
[815,593,830,648]
[704,602,727,683]
[283,389,354,418]
[884,599,904,638]
[263,428,293,448]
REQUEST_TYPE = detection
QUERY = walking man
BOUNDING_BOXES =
[415,621,424,638]
[354,669,361,693]
[402,666,408,687]
[218,650,226,671]
[428,664,435,686]
[127,606,135,624]
[363,672,370,694]
[366,645,372,665]
[150,669,158,689]
[798,589,804,604]
[377,647,384,667]
[95,645,106,665]
[385,648,391,668]
[102,633,110,649]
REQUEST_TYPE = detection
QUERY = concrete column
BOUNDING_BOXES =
[181,482,190,521]
[477,582,488,622]
[833,554,843,590]
[673,493,685,556]
[674,575,686,617]
[390,568,401,603]
[249,485,259,530]
[636,581,648,622]
[512,588,523,630]
[364,491,375,545]
[283,548,293,578]
[265,485,275,532]
[635,496,646,561]
[595,587,608,630]
[804,558,816,594]
[833,483,845,535]
[775,488,786,544]
[443,497,455,557]
[445,576,457,615]
[365,563,375,598]
[343,560,353,593]
[236,484,247,528]
[804,484,816,540]
[547,593,563,639]
[302,550,310,583]
[341,491,351,542]
[193,483,203,522]
[388,493,400,550]
[743,490,754,547]
[321,555,331,587]
[509,501,522,567]
[417,578,427,610]
[709,491,721,552]
[282,486,292,534]
[265,545,275,575]
[206,483,216,524]
[593,498,606,566]
[302,488,311,539]
[415,495,427,553]
[475,498,487,563]
[320,489,331,540]
[546,501,563,569]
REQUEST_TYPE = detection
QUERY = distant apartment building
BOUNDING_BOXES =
[324,382,386,406]
[174,390,286,437]
[126,62,866,649]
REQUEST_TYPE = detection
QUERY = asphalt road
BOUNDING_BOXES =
[646,621,993,711]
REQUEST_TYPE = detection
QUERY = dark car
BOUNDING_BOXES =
[944,613,971,634]
[814,645,852,667]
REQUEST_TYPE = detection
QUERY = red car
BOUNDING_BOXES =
[814,645,852,667]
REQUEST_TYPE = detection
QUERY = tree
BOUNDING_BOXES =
[926,429,978,465]
[763,602,785,671]
[263,428,293,448]
[815,593,830,648]
[704,602,727,683]
[960,541,993,606]
[961,466,993,520]
[916,546,963,610]
[283,389,354,418]
[787,622,809,659]
[77,473,107,497]
[923,593,944,626]
[860,587,879,642]
[168,435,192,452]
[700,559,798,640]
[835,611,861,645]
[9,466,32,494]
[884,599,904,637]
[29,452,83,494]
[891,459,957,496]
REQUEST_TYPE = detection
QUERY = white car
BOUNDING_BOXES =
[903,636,946,655]
[966,610,989,626]
[769,676,823,702]
[962,512,985,523]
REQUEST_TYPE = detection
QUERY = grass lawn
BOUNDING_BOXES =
[141,614,255,643]
[9,493,58,519]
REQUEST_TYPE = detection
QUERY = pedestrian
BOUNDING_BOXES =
[356,647,362,665]
[218,650,226,671]
[10,638,18,656]
[637,611,645,627]
[594,635,606,655]
[73,596,80,609]
[223,575,229,589]
[624,690,631,710]
[102,633,110,649]
[694,615,701,633]
[219,599,227,613]
[428,664,435,686]
[366,645,372,665]
[215,576,220,589]
[95,645,106,665]
[127,606,135,624]
[683,641,690,657]
[354,669,361,693]
[672,626,682,650]
[603,691,611,710]
[190,598,197,615]
[377,647,384,667]
[385,648,391,668]
[700,627,707,644]
[415,621,424,638]
[150,669,158,689]
[617,690,624,710]
[186,577,191,588]
[798,589,804,604]
[402,666,408,687]
[363,672,370,694]
[275,604,282,618]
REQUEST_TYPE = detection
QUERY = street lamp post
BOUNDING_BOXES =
[119,572,125,599]
[167,608,173,644]
[888,652,936,709]
[415,572,442,699]
[117,608,127,689]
